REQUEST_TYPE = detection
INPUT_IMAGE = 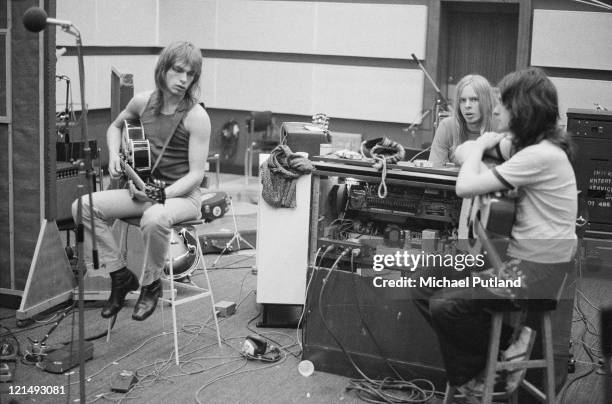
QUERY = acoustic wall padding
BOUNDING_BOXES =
[211,58,313,116]
[159,0,217,49]
[212,58,424,123]
[56,54,213,111]
[56,1,429,123]
[56,0,158,47]
[56,55,156,111]
[312,64,424,124]
[550,77,612,125]
[60,54,424,124]
[159,1,428,58]
[214,0,316,54]
[531,10,612,71]
[315,3,427,59]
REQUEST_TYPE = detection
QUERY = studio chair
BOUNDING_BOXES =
[107,217,222,365]
[243,111,274,184]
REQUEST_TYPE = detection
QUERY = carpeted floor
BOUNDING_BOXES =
[0,251,394,404]
[0,174,609,403]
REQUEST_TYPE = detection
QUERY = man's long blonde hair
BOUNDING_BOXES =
[152,41,202,115]
[452,74,495,147]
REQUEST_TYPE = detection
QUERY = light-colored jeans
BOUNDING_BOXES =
[72,187,201,286]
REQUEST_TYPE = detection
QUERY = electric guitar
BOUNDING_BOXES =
[164,227,200,280]
[121,119,152,177]
[120,119,166,204]
[119,157,166,204]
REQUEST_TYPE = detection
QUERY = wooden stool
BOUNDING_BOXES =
[443,274,568,404]
[107,218,222,365]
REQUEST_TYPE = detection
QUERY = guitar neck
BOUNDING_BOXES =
[120,160,147,190]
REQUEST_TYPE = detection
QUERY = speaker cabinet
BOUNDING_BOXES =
[281,122,330,158]
[302,268,446,387]
[568,108,612,233]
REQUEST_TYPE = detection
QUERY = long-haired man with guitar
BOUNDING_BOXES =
[414,68,577,398]
[72,41,211,321]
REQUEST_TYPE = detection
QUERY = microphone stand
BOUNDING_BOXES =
[411,54,451,130]
[58,23,98,404]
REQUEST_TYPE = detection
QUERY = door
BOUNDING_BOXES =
[439,2,519,102]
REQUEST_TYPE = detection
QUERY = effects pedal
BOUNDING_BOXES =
[110,370,138,393]
[214,300,236,317]
[41,341,94,374]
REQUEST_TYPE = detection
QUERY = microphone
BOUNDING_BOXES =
[23,7,72,32]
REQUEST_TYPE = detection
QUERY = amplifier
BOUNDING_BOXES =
[567,109,612,233]
[281,122,330,158]
[567,108,612,139]
[302,268,446,386]
[56,162,97,223]
[42,341,94,374]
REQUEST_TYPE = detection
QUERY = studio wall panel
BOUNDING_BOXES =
[531,10,612,71]
[54,1,429,123]
[95,0,158,46]
[55,55,98,111]
[57,0,158,47]
[315,3,427,59]
[200,55,217,107]
[56,0,97,46]
[550,77,612,125]
[213,58,313,115]
[216,1,316,54]
[158,0,216,49]
[313,65,424,124]
[56,55,157,111]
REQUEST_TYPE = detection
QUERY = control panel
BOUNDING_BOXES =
[309,161,462,273]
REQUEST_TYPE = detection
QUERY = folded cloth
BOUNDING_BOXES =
[260,145,314,208]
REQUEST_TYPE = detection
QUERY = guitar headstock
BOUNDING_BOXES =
[145,178,166,204]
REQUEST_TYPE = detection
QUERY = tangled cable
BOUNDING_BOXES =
[360,138,405,198]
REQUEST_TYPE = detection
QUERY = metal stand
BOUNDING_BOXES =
[411,53,451,130]
[210,197,255,268]
[23,11,98,402]
[61,22,97,404]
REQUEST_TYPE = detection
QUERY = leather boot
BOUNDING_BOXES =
[101,267,139,318]
[132,279,162,321]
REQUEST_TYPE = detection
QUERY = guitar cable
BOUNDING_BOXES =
[316,249,437,403]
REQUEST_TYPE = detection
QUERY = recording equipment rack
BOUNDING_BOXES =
[346,183,460,222]
[309,159,462,271]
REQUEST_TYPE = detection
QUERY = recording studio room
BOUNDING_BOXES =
[1,0,612,403]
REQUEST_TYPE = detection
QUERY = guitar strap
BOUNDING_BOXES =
[149,108,187,177]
